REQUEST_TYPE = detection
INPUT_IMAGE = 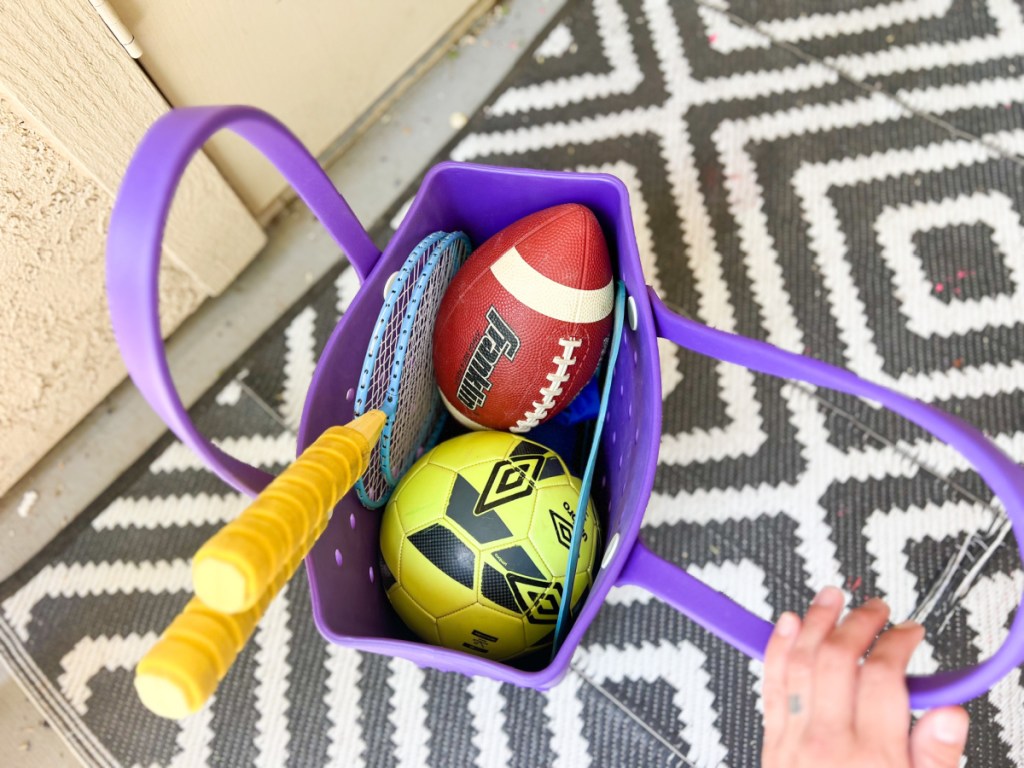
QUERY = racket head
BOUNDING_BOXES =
[354,231,471,507]
[380,232,471,485]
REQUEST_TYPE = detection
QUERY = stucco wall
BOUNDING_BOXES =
[0,97,206,495]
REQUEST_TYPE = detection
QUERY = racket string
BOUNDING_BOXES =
[386,235,470,484]
[361,257,421,503]
[355,232,471,507]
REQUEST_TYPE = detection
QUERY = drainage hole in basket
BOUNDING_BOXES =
[601,474,607,489]
[633,348,638,366]
[349,512,356,529]
[368,566,375,583]
[334,549,344,567]
[617,454,623,469]
[628,402,633,419]
[345,388,355,402]
[634,427,640,445]
[610,430,617,445]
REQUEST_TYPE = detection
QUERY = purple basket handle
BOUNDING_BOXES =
[619,287,1024,707]
[106,106,381,496]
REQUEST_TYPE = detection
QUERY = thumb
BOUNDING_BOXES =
[910,707,969,768]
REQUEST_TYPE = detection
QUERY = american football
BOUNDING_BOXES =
[379,431,600,661]
[432,203,614,432]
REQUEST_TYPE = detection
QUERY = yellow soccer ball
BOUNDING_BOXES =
[379,431,600,661]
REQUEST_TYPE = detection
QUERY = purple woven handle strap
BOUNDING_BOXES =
[623,288,1024,708]
[106,106,380,496]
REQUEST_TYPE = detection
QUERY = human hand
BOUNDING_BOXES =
[761,587,969,768]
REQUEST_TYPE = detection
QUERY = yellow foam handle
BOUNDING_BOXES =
[134,411,385,719]
[134,524,321,719]
[192,410,385,614]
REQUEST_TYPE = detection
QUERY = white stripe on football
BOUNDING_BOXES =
[490,247,613,323]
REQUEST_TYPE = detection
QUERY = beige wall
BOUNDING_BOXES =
[112,0,485,215]
[0,97,207,495]
[0,0,486,498]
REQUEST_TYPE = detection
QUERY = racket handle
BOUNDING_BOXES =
[134,524,322,719]
[192,410,385,614]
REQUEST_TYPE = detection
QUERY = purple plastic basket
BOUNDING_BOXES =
[107,106,1024,708]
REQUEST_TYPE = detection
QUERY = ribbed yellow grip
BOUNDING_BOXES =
[192,410,386,614]
[134,410,385,720]
[134,525,321,719]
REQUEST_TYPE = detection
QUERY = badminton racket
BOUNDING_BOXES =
[354,230,472,507]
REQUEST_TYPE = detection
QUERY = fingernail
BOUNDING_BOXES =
[776,612,799,637]
[894,620,923,632]
[813,587,843,607]
[933,709,969,744]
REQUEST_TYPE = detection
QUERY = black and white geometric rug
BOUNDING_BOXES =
[3,0,1024,765]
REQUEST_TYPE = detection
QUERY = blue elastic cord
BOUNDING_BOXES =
[551,280,626,658]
